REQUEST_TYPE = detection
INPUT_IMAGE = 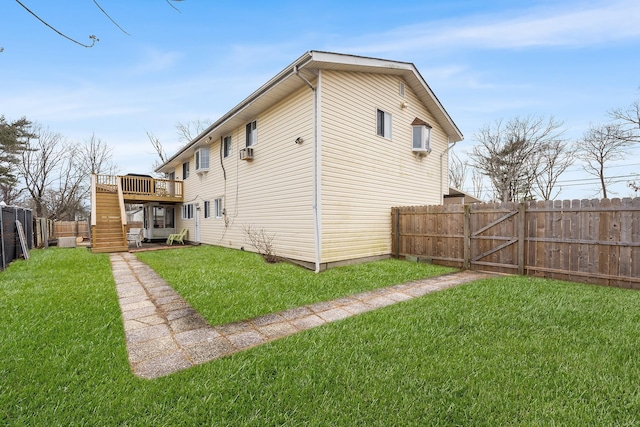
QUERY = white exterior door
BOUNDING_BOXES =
[194,203,201,243]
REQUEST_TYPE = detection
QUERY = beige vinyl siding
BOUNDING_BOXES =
[176,85,317,262]
[320,70,449,263]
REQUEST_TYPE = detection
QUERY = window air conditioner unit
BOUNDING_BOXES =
[240,147,254,161]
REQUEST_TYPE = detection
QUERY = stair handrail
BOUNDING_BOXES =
[116,177,128,244]
[90,174,97,227]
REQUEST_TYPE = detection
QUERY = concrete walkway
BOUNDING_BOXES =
[110,252,492,379]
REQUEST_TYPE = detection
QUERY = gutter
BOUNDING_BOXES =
[294,64,322,273]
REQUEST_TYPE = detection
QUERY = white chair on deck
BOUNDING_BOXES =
[127,228,143,248]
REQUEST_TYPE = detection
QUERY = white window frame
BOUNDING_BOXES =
[214,197,223,219]
[412,123,432,152]
[376,109,392,139]
[182,161,190,179]
[195,147,210,172]
[182,203,194,220]
[203,200,211,219]
[246,120,257,147]
[223,135,232,158]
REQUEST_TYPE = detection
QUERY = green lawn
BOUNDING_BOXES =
[135,245,456,325]
[2,247,640,425]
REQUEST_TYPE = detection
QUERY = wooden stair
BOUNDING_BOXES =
[91,191,128,253]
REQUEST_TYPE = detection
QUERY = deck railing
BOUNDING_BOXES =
[93,174,183,202]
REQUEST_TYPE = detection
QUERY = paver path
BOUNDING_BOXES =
[110,252,493,379]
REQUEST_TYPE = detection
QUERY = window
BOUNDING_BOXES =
[204,200,211,219]
[182,203,194,219]
[223,135,232,158]
[182,161,190,179]
[195,148,209,171]
[245,120,257,147]
[152,206,175,229]
[412,118,432,152]
[214,197,223,219]
[376,109,392,139]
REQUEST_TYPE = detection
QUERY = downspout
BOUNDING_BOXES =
[440,136,457,202]
[294,65,322,273]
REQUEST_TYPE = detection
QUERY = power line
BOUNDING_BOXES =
[15,0,99,48]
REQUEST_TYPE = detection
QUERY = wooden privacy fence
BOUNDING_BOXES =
[53,220,90,240]
[391,198,640,289]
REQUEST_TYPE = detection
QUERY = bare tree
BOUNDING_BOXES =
[175,119,212,144]
[45,144,89,220]
[469,116,565,202]
[610,97,640,190]
[16,125,113,219]
[471,168,485,200]
[609,99,640,136]
[0,182,24,206]
[576,123,633,199]
[448,151,468,190]
[147,120,212,175]
[79,133,118,176]
[17,125,68,217]
[534,139,575,200]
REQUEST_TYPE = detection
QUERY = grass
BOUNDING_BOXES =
[2,247,640,425]
[134,245,456,325]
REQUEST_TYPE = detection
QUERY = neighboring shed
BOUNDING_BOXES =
[444,187,483,205]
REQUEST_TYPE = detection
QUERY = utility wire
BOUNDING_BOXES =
[15,0,99,48]
[93,0,130,36]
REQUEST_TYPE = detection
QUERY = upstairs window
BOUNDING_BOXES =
[223,135,232,158]
[376,109,392,139]
[182,161,190,179]
[412,118,432,152]
[246,120,257,147]
[195,147,210,171]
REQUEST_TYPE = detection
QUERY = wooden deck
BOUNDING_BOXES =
[90,174,183,253]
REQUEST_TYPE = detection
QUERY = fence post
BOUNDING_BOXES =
[463,204,470,270]
[518,202,526,276]
[393,208,400,258]
[0,207,4,270]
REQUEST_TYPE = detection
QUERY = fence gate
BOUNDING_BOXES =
[467,202,525,275]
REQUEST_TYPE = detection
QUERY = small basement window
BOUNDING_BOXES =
[412,118,432,152]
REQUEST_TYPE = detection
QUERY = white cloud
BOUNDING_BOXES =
[125,48,184,75]
[343,0,640,54]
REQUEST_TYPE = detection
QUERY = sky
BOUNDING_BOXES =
[1,0,639,201]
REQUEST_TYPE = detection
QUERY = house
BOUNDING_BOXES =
[90,51,463,270]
